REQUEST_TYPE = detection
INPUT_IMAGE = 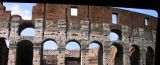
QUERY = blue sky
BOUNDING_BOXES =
[113,7,158,18]
[3,2,158,49]
[3,2,36,20]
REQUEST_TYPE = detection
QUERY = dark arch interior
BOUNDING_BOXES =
[0,38,9,65]
[111,42,123,65]
[41,39,58,65]
[146,47,154,65]
[65,40,81,65]
[16,40,33,65]
[111,29,122,40]
[129,45,140,65]
[89,41,103,65]
[18,22,34,36]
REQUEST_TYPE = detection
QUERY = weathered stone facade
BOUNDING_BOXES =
[0,2,157,65]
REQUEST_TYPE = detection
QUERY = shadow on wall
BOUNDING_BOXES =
[0,38,9,65]
[110,42,123,65]
[16,40,33,65]
[129,45,140,65]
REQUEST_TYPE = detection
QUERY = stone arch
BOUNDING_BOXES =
[90,41,103,47]
[65,39,81,65]
[110,29,122,40]
[129,44,140,65]
[40,38,58,65]
[41,38,58,47]
[0,37,9,65]
[89,41,103,65]
[18,22,35,36]
[11,15,23,22]
[110,42,123,65]
[146,47,154,65]
[65,39,81,48]
[16,40,33,65]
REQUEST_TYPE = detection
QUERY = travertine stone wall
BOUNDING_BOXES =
[0,3,156,65]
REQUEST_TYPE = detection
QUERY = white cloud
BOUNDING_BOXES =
[11,4,21,15]
[10,4,31,20]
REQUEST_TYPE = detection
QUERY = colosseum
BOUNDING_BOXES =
[0,2,157,65]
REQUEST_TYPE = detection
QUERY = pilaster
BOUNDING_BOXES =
[7,43,17,65]
[33,43,41,65]
[57,40,65,65]
[103,41,111,65]
[81,40,88,65]
[123,44,130,65]
[140,47,146,65]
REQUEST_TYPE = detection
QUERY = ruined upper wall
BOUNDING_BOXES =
[32,3,45,20]
[0,2,11,21]
[32,4,157,31]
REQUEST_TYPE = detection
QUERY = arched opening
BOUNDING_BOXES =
[129,45,140,65]
[109,29,122,41]
[20,28,35,36]
[41,39,58,65]
[65,40,81,65]
[110,42,123,65]
[16,40,33,65]
[0,38,9,65]
[18,22,35,36]
[146,47,154,65]
[109,32,119,41]
[89,41,103,65]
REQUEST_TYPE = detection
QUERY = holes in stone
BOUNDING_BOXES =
[71,33,78,36]
[91,36,95,37]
